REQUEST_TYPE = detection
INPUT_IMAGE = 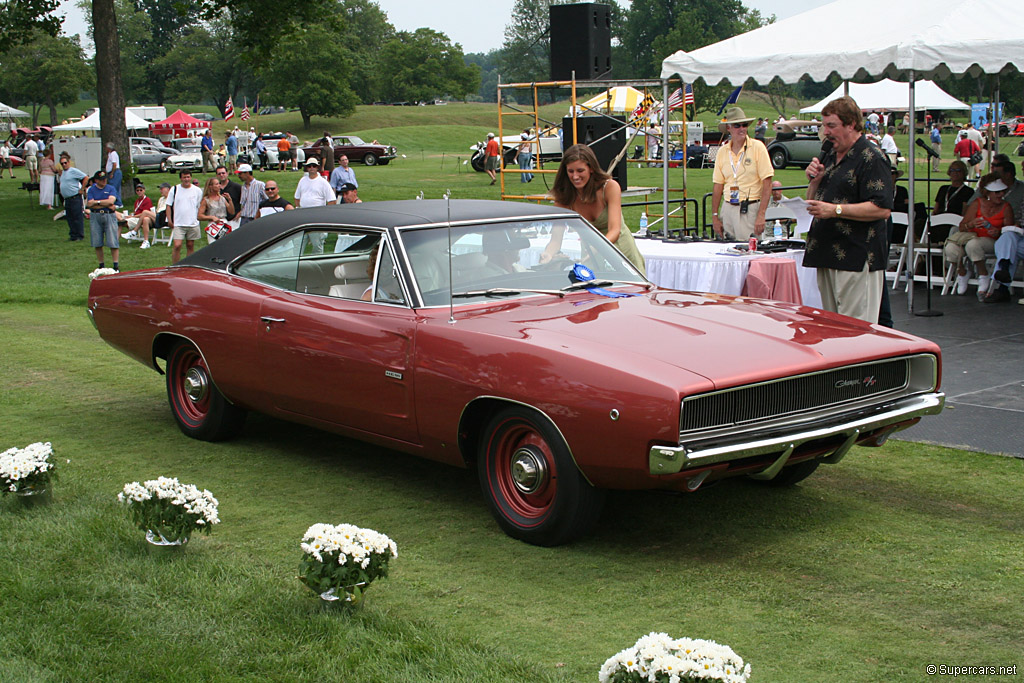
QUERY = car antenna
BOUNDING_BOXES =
[446,192,455,325]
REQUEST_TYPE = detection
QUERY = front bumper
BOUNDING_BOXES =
[649,392,945,477]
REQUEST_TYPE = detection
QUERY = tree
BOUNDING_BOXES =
[260,27,360,129]
[378,29,480,103]
[0,0,63,51]
[623,0,768,78]
[0,32,92,126]
[160,20,257,115]
[335,0,395,103]
[465,50,503,102]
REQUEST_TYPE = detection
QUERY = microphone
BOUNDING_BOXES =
[916,137,940,159]
[810,139,833,179]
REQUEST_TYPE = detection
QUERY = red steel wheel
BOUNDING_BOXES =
[165,341,245,441]
[478,406,604,546]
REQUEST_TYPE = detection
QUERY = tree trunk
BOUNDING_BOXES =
[301,109,311,130]
[93,0,129,195]
[47,95,58,126]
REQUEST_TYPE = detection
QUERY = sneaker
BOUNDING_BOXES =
[955,273,970,295]
[976,275,991,301]
[994,258,1012,284]
[53,210,65,221]
[121,229,138,239]
[140,240,151,249]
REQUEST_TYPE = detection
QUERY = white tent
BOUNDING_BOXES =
[800,79,969,113]
[0,101,30,119]
[660,0,1024,84]
[576,87,654,115]
[660,0,1024,313]
[51,108,151,132]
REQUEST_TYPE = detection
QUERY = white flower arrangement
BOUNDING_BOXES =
[298,523,398,602]
[599,632,751,683]
[89,267,118,280]
[1,442,57,493]
[117,476,220,542]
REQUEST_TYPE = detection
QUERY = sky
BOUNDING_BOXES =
[59,0,835,56]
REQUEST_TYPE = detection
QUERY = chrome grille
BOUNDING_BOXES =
[681,359,909,434]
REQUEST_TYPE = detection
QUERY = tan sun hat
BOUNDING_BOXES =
[718,106,756,134]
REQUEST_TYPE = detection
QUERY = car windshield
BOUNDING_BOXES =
[336,136,365,146]
[400,218,647,306]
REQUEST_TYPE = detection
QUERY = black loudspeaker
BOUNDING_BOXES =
[562,116,627,191]
[550,3,611,81]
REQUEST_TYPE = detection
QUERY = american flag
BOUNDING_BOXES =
[667,84,694,110]
[240,105,250,121]
[223,97,234,121]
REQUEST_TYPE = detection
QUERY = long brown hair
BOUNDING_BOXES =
[551,144,612,206]
[203,177,222,198]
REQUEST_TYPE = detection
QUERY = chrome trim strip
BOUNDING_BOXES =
[650,392,944,475]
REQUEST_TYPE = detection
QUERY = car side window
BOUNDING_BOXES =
[234,232,305,290]
[373,242,406,305]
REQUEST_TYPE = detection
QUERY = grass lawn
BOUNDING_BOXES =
[2,105,1022,682]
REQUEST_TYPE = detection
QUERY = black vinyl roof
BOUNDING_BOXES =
[177,199,574,271]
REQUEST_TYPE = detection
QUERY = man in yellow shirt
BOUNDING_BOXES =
[711,107,774,241]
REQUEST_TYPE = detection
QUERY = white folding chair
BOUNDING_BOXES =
[764,205,798,238]
[701,145,719,169]
[912,212,959,291]
[889,212,911,289]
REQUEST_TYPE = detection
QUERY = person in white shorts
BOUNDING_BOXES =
[167,170,204,263]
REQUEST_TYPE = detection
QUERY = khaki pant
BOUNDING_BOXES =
[816,262,883,324]
[721,200,762,241]
[944,230,995,266]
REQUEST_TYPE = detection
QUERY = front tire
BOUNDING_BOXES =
[478,406,605,546]
[165,341,246,441]
[770,147,788,169]
[363,152,378,166]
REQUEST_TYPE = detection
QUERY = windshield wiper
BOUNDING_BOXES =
[560,280,653,292]
[452,287,566,299]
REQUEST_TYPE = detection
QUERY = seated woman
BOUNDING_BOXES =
[945,174,1014,298]
[933,160,973,217]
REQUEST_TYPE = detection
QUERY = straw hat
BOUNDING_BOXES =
[718,106,756,134]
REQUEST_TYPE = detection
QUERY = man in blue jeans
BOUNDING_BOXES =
[58,153,88,241]
[86,171,120,271]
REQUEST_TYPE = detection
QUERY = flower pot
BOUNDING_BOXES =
[15,485,52,507]
[145,528,191,553]
[316,582,369,610]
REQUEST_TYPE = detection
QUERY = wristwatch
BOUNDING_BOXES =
[834,204,843,215]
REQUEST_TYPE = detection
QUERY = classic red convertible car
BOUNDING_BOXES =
[88,200,945,545]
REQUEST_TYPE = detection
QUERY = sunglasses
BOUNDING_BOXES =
[266,187,278,191]
[730,123,747,129]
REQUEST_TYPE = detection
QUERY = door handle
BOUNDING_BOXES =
[260,316,286,330]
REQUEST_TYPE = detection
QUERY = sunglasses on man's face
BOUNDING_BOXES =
[730,123,747,129]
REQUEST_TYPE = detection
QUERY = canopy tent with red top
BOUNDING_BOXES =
[148,109,208,139]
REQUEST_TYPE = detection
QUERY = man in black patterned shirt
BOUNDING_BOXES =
[804,96,893,323]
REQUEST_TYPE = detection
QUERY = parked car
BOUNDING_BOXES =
[243,133,305,169]
[130,144,174,173]
[470,130,564,172]
[257,106,286,116]
[165,139,203,171]
[766,130,824,169]
[130,136,177,155]
[982,116,1024,137]
[189,112,216,122]
[302,135,397,166]
[87,200,945,546]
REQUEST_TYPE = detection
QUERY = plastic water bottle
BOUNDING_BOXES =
[639,212,648,235]
[773,220,783,240]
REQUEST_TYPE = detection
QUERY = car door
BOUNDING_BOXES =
[242,228,420,443]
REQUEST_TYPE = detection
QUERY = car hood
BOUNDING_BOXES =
[437,288,937,391]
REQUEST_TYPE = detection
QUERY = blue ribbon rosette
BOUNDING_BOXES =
[569,263,637,298]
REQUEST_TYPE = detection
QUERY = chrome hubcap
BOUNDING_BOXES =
[183,367,208,403]
[511,447,547,494]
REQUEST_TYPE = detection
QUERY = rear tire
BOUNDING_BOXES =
[165,341,246,441]
[478,406,605,546]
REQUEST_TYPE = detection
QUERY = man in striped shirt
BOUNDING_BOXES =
[236,164,267,226]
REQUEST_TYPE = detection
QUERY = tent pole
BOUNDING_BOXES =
[906,73,916,314]
[993,76,1000,160]
[662,79,670,238]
